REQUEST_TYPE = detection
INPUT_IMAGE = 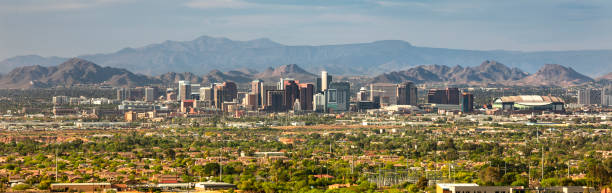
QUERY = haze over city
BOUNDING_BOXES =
[0,1,611,193]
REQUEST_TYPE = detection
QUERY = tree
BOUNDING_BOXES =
[417,176,428,190]
[479,167,502,185]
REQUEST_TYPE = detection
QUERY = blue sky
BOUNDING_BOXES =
[0,0,611,60]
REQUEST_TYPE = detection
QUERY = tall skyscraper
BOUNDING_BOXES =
[299,83,314,111]
[266,90,286,112]
[251,79,263,106]
[327,82,350,112]
[284,80,300,110]
[461,92,474,113]
[397,82,418,105]
[178,80,191,101]
[222,82,238,103]
[145,87,155,102]
[321,71,332,91]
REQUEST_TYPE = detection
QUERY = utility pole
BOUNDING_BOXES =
[541,145,544,181]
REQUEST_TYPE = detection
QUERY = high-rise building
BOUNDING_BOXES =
[244,93,258,110]
[369,83,398,106]
[428,88,460,105]
[603,86,612,106]
[266,90,286,112]
[357,87,369,102]
[446,88,460,105]
[299,83,314,111]
[314,93,327,112]
[117,88,131,101]
[178,80,191,101]
[145,87,155,102]
[260,83,277,107]
[327,82,350,112]
[222,82,237,102]
[397,82,418,105]
[251,79,263,107]
[578,88,602,105]
[461,92,474,113]
[320,71,332,92]
[211,82,239,109]
[199,86,213,107]
[284,80,300,110]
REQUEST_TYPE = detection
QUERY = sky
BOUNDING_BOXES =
[0,0,611,60]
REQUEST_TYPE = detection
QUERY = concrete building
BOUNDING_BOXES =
[578,88,602,105]
[50,183,111,192]
[320,71,332,92]
[195,182,237,190]
[370,83,398,106]
[117,88,131,101]
[251,79,263,106]
[178,80,191,101]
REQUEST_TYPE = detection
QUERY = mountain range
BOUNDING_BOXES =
[0,58,609,89]
[1,35,611,77]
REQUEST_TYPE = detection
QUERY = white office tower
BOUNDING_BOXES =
[313,93,327,112]
[321,71,329,91]
[145,87,155,102]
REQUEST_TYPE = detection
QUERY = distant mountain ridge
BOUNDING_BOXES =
[0,58,318,88]
[370,60,595,87]
[1,35,611,76]
[0,58,605,89]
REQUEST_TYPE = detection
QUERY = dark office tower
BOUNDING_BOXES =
[284,80,300,110]
[222,82,238,102]
[316,77,322,93]
[266,90,286,112]
[251,79,263,106]
[145,87,155,102]
[461,92,474,112]
[299,83,314,110]
[397,82,418,105]
[327,82,350,112]
[214,84,224,109]
[427,89,447,104]
[446,88,460,105]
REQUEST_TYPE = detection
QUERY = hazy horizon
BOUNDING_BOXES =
[1,0,611,61]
